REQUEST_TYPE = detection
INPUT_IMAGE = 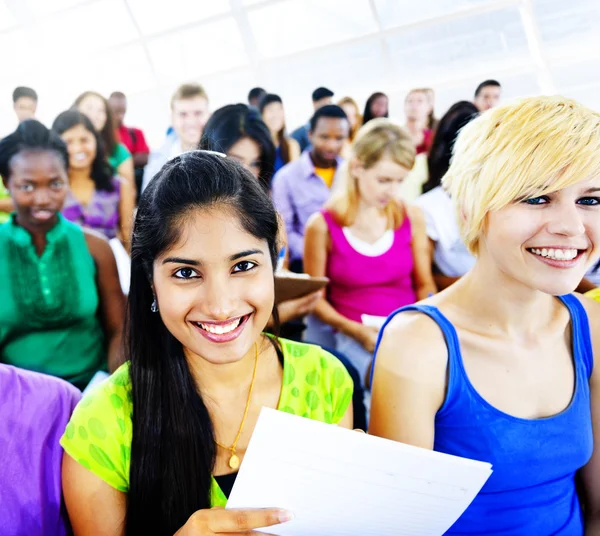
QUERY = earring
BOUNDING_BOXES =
[151,297,159,313]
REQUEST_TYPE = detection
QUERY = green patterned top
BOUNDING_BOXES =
[0,215,105,389]
[60,338,353,506]
[0,182,10,224]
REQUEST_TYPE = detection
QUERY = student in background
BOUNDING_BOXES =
[304,119,435,387]
[74,91,134,188]
[370,96,600,534]
[416,101,479,290]
[290,87,334,152]
[12,86,38,123]
[200,104,321,326]
[272,105,349,273]
[338,97,362,158]
[53,110,135,250]
[404,88,433,155]
[142,83,210,191]
[0,120,124,390]
[474,79,502,112]
[0,365,81,536]
[362,92,389,125]
[424,88,439,131]
[260,94,300,173]
[108,91,150,197]
[61,151,353,535]
[248,87,267,108]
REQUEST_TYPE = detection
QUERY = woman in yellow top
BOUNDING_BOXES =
[61,151,353,535]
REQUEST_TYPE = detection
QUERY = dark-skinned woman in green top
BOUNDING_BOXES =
[0,120,125,390]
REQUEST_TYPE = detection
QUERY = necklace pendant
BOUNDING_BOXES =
[229,454,240,470]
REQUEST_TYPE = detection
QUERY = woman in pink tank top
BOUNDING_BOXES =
[304,119,436,387]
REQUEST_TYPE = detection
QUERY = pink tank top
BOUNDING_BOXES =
[322,209,417,323]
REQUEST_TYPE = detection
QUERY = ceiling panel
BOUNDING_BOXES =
[127,0,230,36]
[248,0,378,58]
[147,17,248,83]
[373,0,501,29]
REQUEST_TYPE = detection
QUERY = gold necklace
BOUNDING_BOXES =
[214,342,259,470]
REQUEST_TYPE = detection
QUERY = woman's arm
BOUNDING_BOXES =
[288,138,301,161]
[116,157,135,190]
[368,311,447,447]
[406,205,437,300]
[304,212,378,352]
[62,453,127,535]
[578,296,600,534]
[118,176,136,252]
[0,198,14,213]
[84,231,125,372]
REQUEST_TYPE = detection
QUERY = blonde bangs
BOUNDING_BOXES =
[443,96,600,254]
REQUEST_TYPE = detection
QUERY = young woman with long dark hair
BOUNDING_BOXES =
[61,151,353,535]
[52,110,135,249]
[259,94,300,173]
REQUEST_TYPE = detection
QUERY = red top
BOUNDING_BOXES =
[117,125,149,155]
[416,128,433,155]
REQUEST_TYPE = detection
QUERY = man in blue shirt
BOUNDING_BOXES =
[290,87,334,153]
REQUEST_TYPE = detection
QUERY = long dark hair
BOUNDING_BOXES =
[126,151,280,535]
[362,92,389,125]
[422,101,479,194]
[0,119,69,181]
[199,104,276,190]
[52,110,115,192]
[73,91,118,160]
[258,93,291,165]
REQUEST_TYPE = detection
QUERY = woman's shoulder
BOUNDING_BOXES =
[60,363,132,492]
[278,338,353,423]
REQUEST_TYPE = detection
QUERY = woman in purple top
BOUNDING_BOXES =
[52,110,135,250]
[0,364,81,535]
[304,119,436,387]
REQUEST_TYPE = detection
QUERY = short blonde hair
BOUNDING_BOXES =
[327,118,416,227]
[443,96,600,255]
[170,83,208,109]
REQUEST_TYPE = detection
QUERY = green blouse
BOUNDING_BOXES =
[61,338,354,506]
[0,215,105,388]
[108,143,132,170]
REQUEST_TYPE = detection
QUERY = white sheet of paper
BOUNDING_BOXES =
[227,408,492,536]
[361,314,387,329]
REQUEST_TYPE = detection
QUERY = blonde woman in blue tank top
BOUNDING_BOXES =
[370,96,600,534]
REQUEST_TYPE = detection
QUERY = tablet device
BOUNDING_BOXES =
[275,273,329,303]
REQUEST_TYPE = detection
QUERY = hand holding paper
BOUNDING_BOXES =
[227,408,492,536]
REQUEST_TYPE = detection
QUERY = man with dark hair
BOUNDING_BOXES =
[12,86,38,122]
[142,83,210,191]
[109,91,150,196]
[273,104,349,272]
[248,87,267,108]
[290,87,335,153]
[474,79,502,112]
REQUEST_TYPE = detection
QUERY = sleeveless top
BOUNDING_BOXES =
[0,215,106,389]
[322,209,416,323]
[373,295,593,535]
[60,338,354,507]
[62,177,121,239]
[274,145,285,173]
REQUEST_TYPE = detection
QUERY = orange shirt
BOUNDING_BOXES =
[314,166,336,188]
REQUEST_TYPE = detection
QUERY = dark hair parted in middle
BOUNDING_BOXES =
[126,151,279,535]
[199,103,276,190]
[423,101,479,194]
[52,110,115,192]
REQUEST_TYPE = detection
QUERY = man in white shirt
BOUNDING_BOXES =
[142,83,210,191]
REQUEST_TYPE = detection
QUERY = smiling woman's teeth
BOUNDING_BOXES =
[197,317,242,335]
[530,248,578,261]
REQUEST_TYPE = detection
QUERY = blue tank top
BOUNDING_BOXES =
[374,294,593,535]
[274,145,285,173]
